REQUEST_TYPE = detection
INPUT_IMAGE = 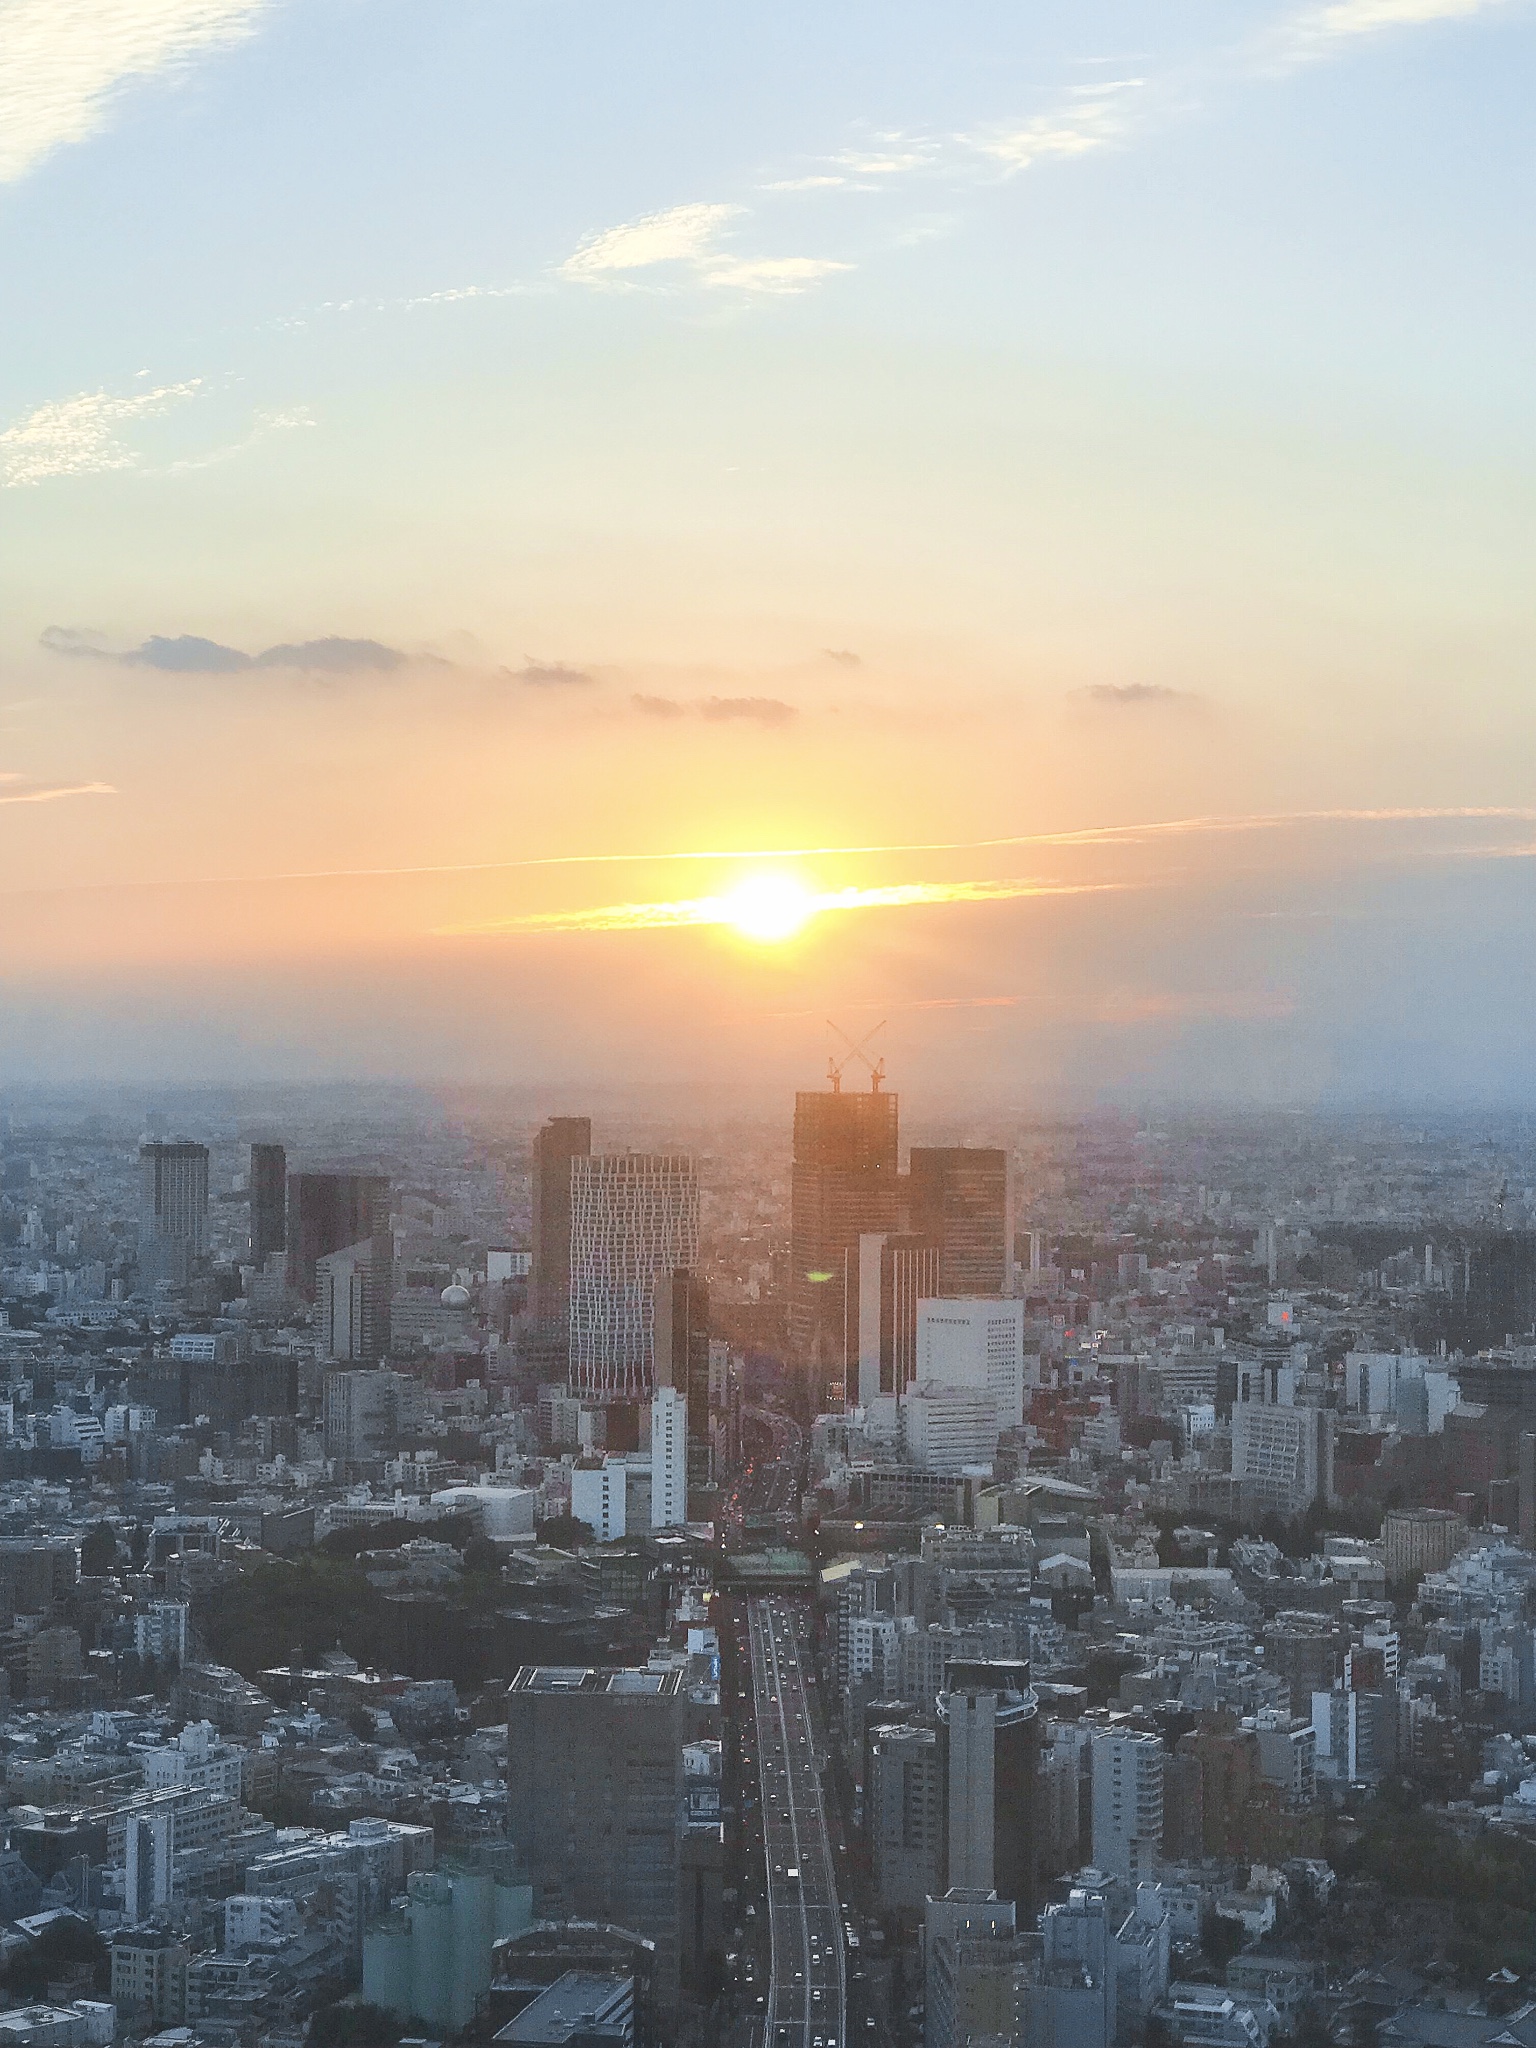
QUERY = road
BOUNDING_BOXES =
[749,1595,846,2048]
[720,1406,805,1546]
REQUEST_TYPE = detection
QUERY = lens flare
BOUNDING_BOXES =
[723,873,814,943]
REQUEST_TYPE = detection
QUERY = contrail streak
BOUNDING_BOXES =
[0,779,115,806]
[438,875,1133,938]
[193,803,1536,885]
[0,803,1529,899]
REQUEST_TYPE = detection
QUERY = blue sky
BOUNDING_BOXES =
[1,0,1534,1093]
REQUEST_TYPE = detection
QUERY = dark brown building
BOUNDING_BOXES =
[530,1117,592,1331]
[908,1147,1012,1297]
[789,1081,900,1393]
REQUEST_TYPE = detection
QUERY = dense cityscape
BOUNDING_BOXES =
[0,1078,1535,2048]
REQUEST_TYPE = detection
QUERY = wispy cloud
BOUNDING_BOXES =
[163,405,313,474]
[1073,682,1206,712]
[0,772,116,806]
[630,693,798,724]
[0,382,200,486]
[440,875,1130,939]
[1282,0,1511,54]
[967,79,1145,173]
[762,86,1142,198]
[0,0,269,185]
[503,659,595,688]
[561,201,850,296]
[561,203,743,280]
[701,255,851,293]
[41,628,412,674]
[699,696,797,726]
[765,138,946,193]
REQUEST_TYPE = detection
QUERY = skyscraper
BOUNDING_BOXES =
[916,1298,1028,1429]
[651,1384,688,1528]
[530,1117,592,1326]
[569,1154,699,1401]
[286,1171,391,1295]
[287,1171,393,1357]
[1090,1728,1164,1883]
[125,1809,174,1920]
[653,1267,713,1491]
[790,1079,901,1391]
[249,1142,287,1265]
[138,1141,210,1287]
[937,1661,1041,1921]
[853,1232,941,1406]
[315,1240,387,1362]
[908,1147,1012,1297]
[507,1663,693,2011]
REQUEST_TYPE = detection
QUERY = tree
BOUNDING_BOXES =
[461,1534,502,1576]
[537,1512,594,1549]
[80,1522,118,1577]
[1,1916,109,1998]
[129,1523,149,1570]
[1203,1915,1246,1968]
[307,2000,404,2048]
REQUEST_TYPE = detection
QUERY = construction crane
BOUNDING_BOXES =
[826,1019,887,1093]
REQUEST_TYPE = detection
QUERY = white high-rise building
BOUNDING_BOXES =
[1231,1400,1334,1515]
[651,1386,688,1528]
[903,1383,1000,1471]
[569,1155,699,1401]
[916,1298,1027,1428]
[315,1240,384,1363]
[1091,1729,1163,1883]
[571,1458,627,1542]
[135,1601,188,1666]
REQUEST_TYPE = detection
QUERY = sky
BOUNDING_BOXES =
[2,0,1534,1101]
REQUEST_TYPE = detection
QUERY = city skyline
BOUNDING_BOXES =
[3,2,1536,1095]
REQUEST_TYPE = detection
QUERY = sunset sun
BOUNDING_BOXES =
[722,873,815,943]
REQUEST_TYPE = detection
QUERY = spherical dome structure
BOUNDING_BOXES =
[441,1283,471,1309]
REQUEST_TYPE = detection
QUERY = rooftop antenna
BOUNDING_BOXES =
[827,1019,887,1094]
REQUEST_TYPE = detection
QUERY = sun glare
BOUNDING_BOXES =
[723,873,815,944]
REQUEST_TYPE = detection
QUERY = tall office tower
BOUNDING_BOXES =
[653,1268,713,1492]
[315,1241,387,1363]
[1090,1728,1164,1882]
[286,1171,392,1359]
[651,1385,688,1528]
[916,1298,1028,1429]
[138,1141,210,1286]
[937,1661,1041,1922]
[507,1663,693,2012]
[249,1143,287,1265]
[789,1078,901,1392]
[853,1233,941,1406]
[286,1170,392,1298]
[568,1154,699,1402]
[125,1809,175,1920]
[530,1117,592,1325]
[323,1366,400,1462]
[908,1148,1012,1297]
[867,1720,943,1913]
